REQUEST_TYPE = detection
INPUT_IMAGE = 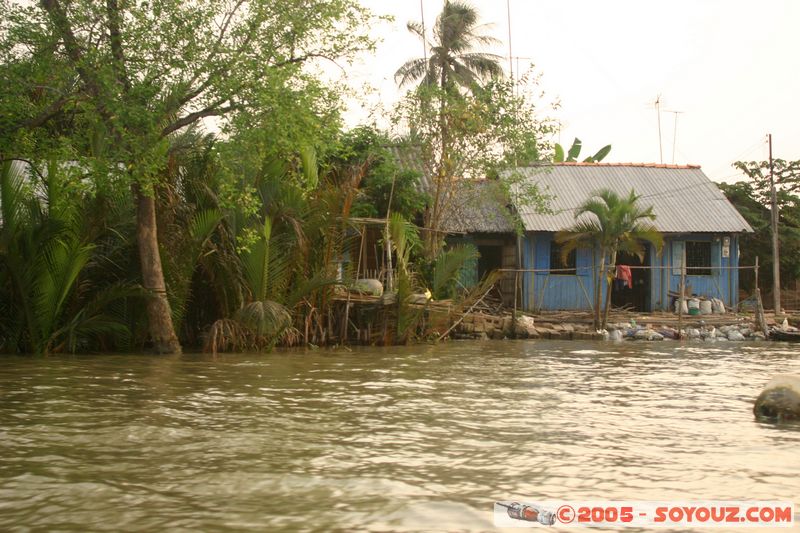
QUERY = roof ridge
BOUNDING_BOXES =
[539,162,701,169]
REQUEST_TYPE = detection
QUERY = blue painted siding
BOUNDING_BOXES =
[522,232,594,311]
[660,235,739,310]
[523,232,742,312]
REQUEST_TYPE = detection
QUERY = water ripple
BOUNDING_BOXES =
[1,341,799,531]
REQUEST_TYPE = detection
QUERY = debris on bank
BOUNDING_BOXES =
[334,290,796,344]
[453,312,605,340]
[451,309,799,342]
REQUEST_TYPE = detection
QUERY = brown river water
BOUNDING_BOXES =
[1,340,799,532]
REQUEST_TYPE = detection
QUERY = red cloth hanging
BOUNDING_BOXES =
[616,265,633,289]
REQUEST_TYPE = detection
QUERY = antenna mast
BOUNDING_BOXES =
[655,95,663,164]
[666,110,683,164]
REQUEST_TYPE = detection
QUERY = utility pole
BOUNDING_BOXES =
[768,134,781,315]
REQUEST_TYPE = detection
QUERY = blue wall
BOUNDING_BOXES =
[651,235,740,311]
[522,232,741,312]
[522,233,595,311]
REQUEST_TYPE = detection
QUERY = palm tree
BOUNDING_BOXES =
[395,1,504,259]
[395,0,504,95]
[0,160,136,354]
[555,189,663,330]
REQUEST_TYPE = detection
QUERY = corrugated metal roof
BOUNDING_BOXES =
[511,164,753,233]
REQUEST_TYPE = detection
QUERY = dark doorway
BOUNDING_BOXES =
[611,249,650,311]
[477,245,502,279]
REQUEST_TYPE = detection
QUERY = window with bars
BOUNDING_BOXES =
[550,241,576,275]
[686,241,711,275]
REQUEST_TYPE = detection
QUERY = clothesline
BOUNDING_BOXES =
[497,264,757,274]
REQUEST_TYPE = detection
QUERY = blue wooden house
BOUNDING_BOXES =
[511,163,753,312]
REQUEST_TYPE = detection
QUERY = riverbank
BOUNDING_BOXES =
[466,309,800,342]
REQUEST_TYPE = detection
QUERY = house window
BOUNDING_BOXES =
[686,241,712,275]
[550,241,576,275]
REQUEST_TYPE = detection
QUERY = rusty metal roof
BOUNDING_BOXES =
[511,164,753,233]
[388,145,515,233]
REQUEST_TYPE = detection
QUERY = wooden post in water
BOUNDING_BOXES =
[754,257,769,336]
[754,256,759,293]
[678,246,686,338]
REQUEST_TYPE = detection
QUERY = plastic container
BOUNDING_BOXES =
[688,298,701,315]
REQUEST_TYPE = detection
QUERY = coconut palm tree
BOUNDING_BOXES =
[395,0,504,95]
[555,189,663,330]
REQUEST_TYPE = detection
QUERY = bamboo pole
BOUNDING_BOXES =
[341,228,366,344]
[437,284,495,342]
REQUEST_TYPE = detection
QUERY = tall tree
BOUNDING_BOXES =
[392,75,554,257]
[719,181,800,294]
[394,0,504,95]
[555,189,663,330]
[393,0,508,258]
[1,0,376,353]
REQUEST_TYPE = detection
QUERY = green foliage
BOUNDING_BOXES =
[338,126,429,220]
[388,212,422,278]
[728,158,800,291]
[235,300,292,340]
[719,181,800,291]
[554,144,565,162]
[553,138,612,163]
[1,0,380,352]
[567,138,583,161]
[733,159,800,201]
[431,244,479,299]
[393,74,556,256]
[0,160,135,354]
[395,0,504,95]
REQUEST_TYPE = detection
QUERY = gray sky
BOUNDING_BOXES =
[341,0,800,184]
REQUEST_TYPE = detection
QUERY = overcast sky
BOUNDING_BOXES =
[340,0,800,184]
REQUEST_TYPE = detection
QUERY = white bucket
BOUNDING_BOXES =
[688,298,700,310]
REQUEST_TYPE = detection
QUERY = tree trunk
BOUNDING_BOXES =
[595,251,605,331]
[602,250,617,330]
[135,186,182,354]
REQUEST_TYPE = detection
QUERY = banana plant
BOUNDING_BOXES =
[554,138,612,163]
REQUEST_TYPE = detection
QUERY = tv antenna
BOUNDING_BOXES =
[652,95,663,164]
[665,109,683,164]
